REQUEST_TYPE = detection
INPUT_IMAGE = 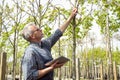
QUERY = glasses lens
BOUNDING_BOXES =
[36,29,39,31]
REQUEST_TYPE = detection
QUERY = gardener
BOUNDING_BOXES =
[21,8,77,80]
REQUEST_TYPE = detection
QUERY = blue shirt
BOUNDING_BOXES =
[22,29,63,80]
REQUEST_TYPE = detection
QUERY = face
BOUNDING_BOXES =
[29,25,44,41]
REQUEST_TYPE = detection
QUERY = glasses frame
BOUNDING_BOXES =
[32,28,40,34]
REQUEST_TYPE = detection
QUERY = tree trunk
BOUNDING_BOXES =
[72,14,76,80]
[106,8,113,80]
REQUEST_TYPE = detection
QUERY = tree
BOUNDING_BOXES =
[93,0,120,79]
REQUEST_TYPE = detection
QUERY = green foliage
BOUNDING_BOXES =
[79,0,85,5]
[0,32,9,48]
[96,11,107,33]
[94,0,120,35]
[112,50,120,64]
[80,47,120,65]
[43,25,52,37]
[109,18,120,34]
[48,9,58,21]
[82,16,93,29]
[26,16,36,23]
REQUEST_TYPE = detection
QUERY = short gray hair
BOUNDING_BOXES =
[22,22,36,41]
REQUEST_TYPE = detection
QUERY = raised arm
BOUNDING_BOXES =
[59,8,78,33]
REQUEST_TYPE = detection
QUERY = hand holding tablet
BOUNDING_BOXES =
[45,56,70,66]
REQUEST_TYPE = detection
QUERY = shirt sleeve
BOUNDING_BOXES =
[22,49,39,80]
[43,29,63,49]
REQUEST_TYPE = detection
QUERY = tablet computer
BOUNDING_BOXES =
[45,56,70,66]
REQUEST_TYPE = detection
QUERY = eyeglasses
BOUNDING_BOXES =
[32,28,40,34]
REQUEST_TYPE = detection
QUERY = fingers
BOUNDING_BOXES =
[73,8,78,15]
[73,8,78,13]
[55,63,64,68]
[70,8,78,18]
[52,60,59,67]
[50,61,65,69]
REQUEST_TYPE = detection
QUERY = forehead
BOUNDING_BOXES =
[28,25,38,31]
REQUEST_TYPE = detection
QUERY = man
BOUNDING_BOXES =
[21,8,77,80]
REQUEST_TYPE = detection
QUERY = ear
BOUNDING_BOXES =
[30,34,35,39]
